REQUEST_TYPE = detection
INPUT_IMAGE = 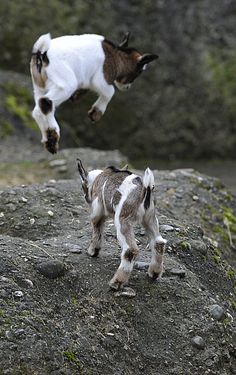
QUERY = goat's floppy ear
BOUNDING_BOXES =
[119,32,130,48]
[137,53,159,68]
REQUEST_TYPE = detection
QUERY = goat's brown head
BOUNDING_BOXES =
[114,32,158,91]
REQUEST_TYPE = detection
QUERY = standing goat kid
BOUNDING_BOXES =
[30,32,158,154]
[77,160,166,290]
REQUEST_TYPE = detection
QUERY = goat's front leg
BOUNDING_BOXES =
[109,217,139,290]
[142,212,167,279]
[88,80,115,122]
[88,198,105,257]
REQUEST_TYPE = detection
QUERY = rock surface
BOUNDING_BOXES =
[0,148,235,375]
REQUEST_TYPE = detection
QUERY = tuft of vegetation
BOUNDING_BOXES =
[63,350,83,371]
[4,82,38,132]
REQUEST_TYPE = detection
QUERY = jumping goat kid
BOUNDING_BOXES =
[30,32,158,154]
[77,160,166,290]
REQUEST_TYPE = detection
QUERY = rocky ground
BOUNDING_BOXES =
[0,147,235,374]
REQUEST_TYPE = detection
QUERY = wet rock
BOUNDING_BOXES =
[35,260,66,279]
[209,304,225,321]
[191,335,205,349]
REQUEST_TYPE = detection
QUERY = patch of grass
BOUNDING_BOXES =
[226,268,235,281]
[180,241,191,251]
[71,296,78,306]
[3,82,38,132]
[0,309,5,317]
[212,255,221,264]
[63,350,83,370]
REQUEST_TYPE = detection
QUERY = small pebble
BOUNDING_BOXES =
[47,210,54,217]
[191,335,205,349]
[21,197,27,203]
[24,279,34,288]
[30,218,35,225]
[114,287,136,298]
[13,291,24,298]
[169,268,186,278]
[209,304,225,321]
[134,261,149,271]
[160,224,174,232]
[0,212,4,217]
[192,195,199,201]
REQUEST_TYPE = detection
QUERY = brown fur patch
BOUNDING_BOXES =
[30,55,47,89]
[102,40,142,86]
[45,129,59,154]
[124,248,138,262]
[102,40,118,84]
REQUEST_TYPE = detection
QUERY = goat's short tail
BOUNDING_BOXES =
[31,33,51,82]
[32,33,51,54]
[143,168,155,210]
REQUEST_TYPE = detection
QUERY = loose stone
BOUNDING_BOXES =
[36,260,66,279]
[191,335,205,349]
[209,304,225,321]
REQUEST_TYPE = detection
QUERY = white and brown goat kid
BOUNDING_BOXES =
[77,160,166,290]
[30,32,158,154]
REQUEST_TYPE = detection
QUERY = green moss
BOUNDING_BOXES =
[227,268,235,281]
[213,255,221,264]
[3,82,39,132]
[180,241,191,251]
[63,350,83,370]
[71,296,78,305]
[0,309,5,317]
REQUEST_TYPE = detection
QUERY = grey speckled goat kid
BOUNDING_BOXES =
[77,160,167,290]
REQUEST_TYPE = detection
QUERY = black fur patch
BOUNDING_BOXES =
[39,97,52,115]
[32,51,49,73]
[144,186,151,210]
[107,166,132,175]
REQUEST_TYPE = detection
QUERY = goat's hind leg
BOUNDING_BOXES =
[88,198,105,257]
[35,80,77,153]
[142,212,167,280]
[109,218,139,290]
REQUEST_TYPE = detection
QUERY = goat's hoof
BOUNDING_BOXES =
[88,107,102,123]
[148,266,163,280]
[45,129,59,154]
[109,279,123,291]
[87,247,100,257]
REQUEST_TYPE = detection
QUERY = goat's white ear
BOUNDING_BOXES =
[137,53,159,68]
[119,32,130,48]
